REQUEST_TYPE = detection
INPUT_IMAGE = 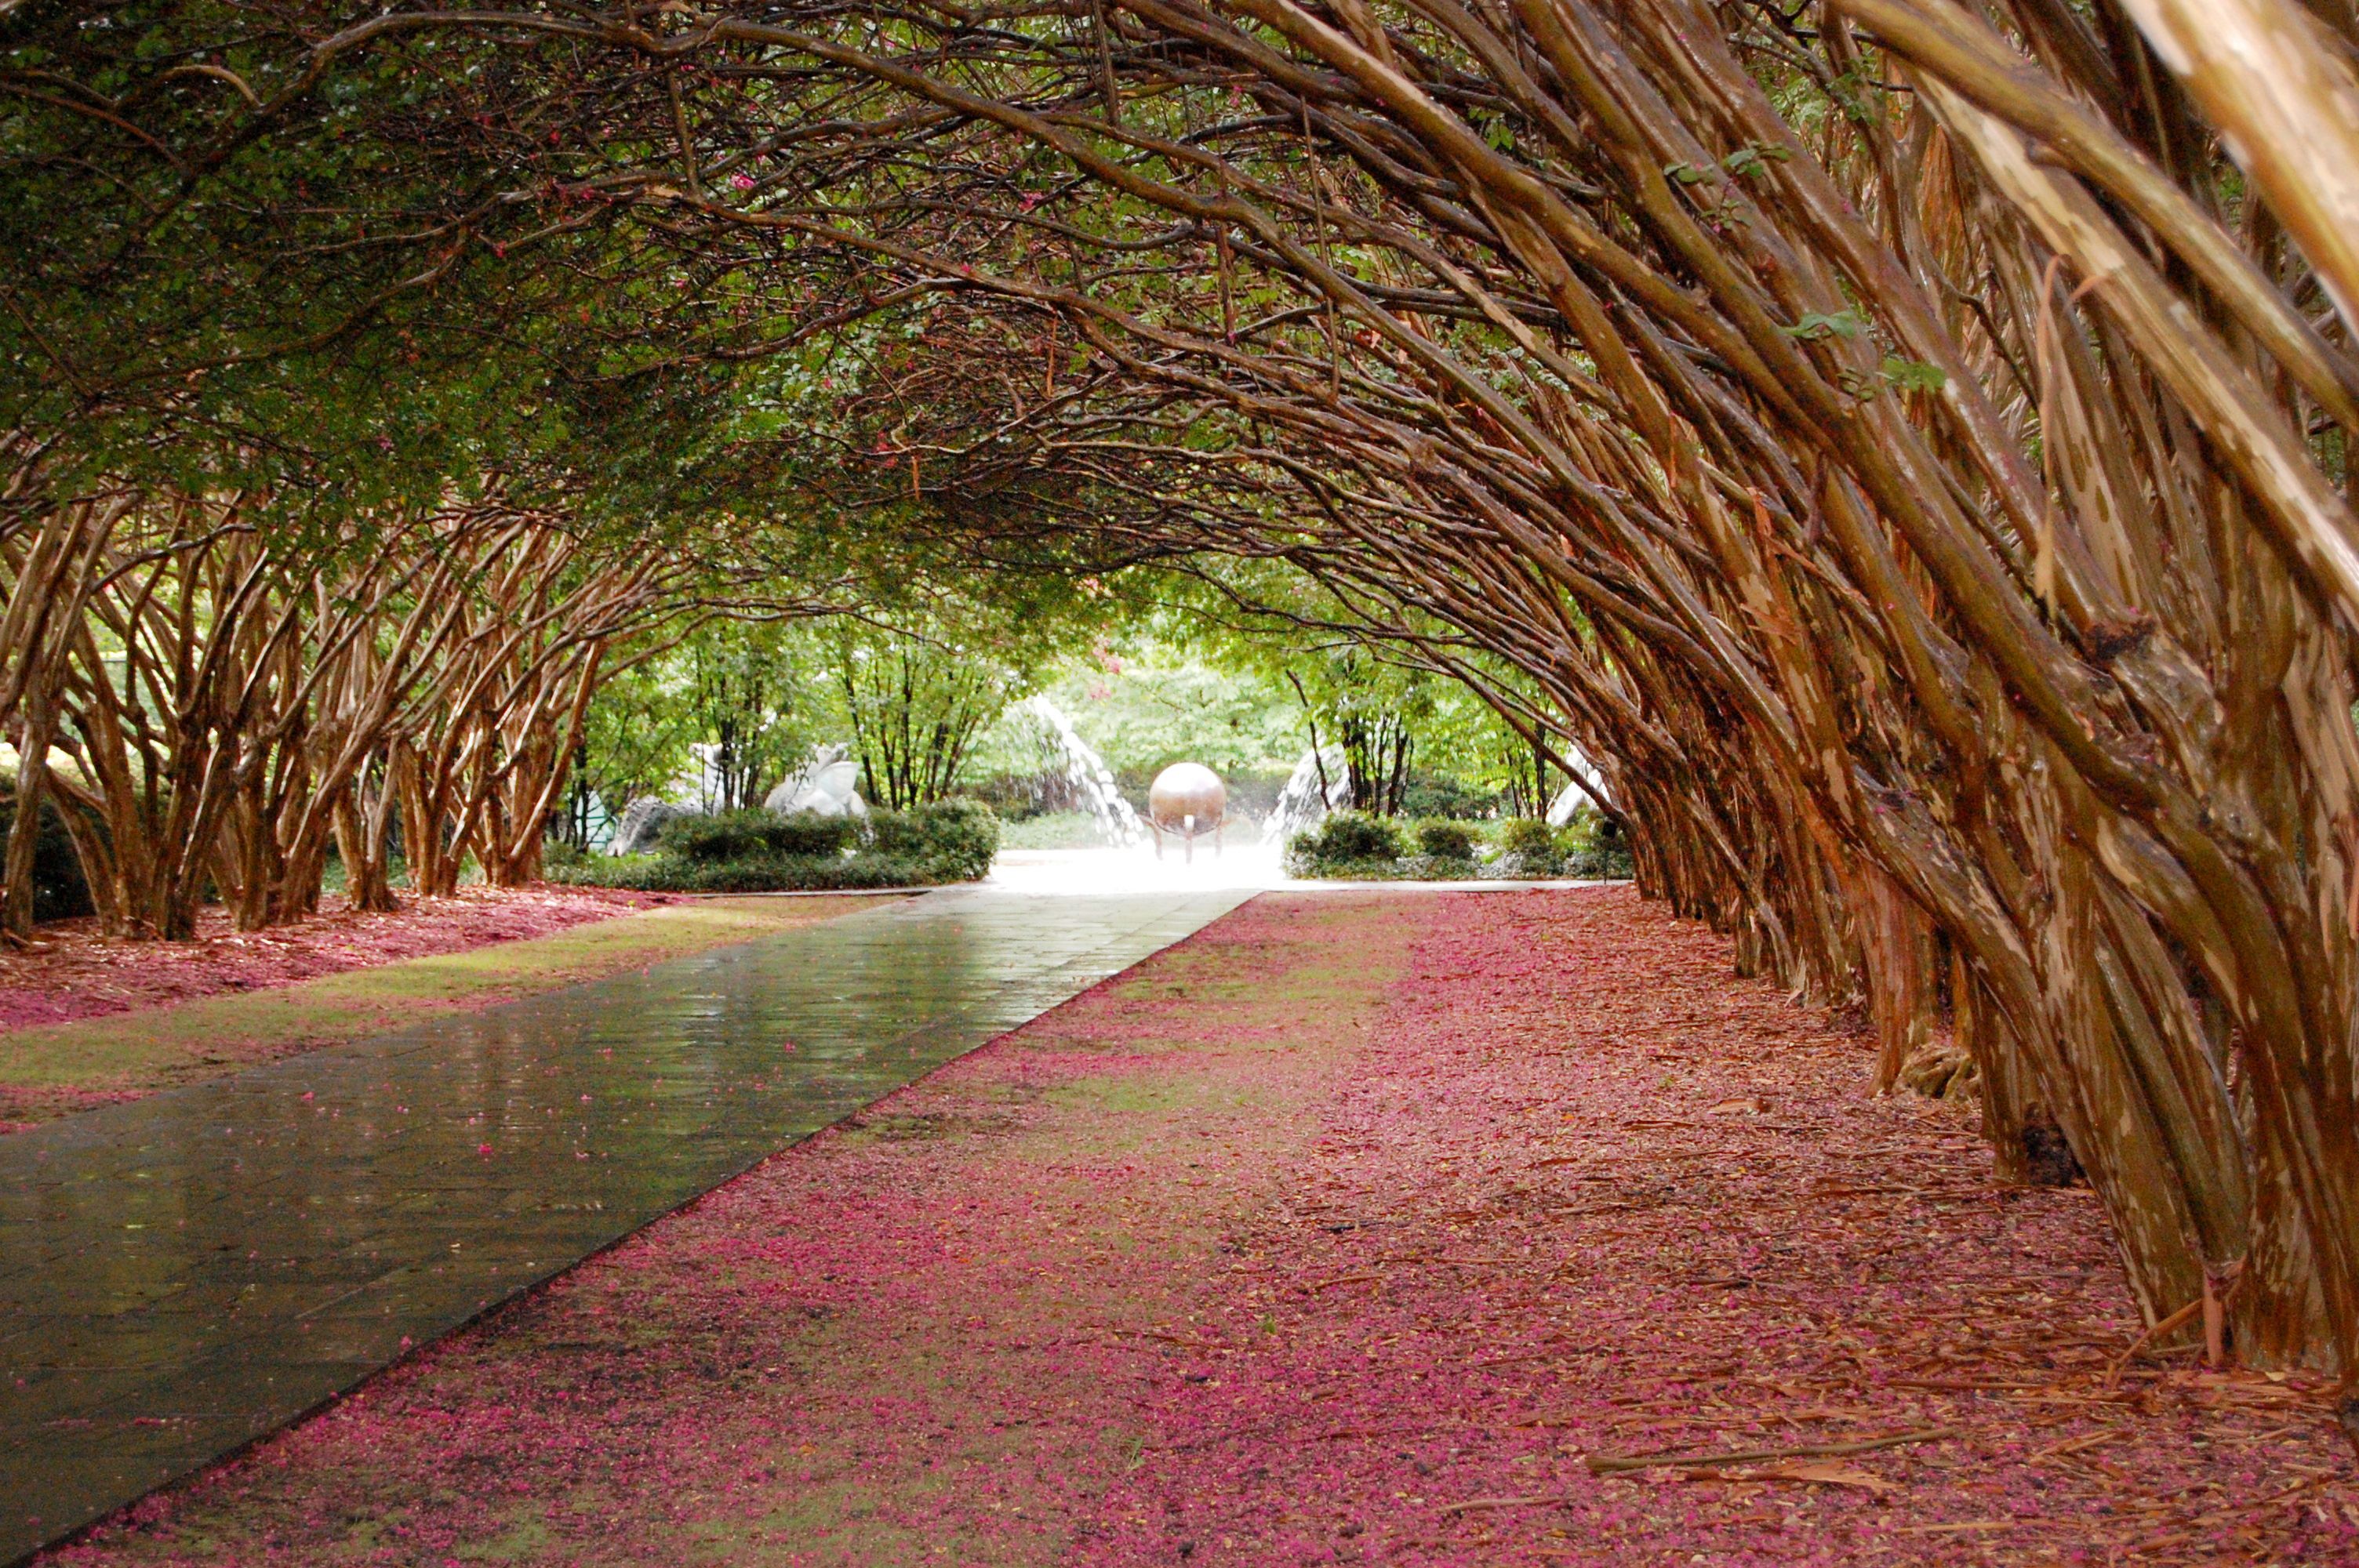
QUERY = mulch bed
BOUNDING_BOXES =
[38,887,2357,1566]
[0,885,671,1033]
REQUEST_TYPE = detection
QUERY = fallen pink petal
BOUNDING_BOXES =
[32,891,2354,1565]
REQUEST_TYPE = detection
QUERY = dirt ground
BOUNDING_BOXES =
[37,887,2357,1565]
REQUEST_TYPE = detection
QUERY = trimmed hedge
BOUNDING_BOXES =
[871,798,999,881]
[1285,810,1634,881]
[1414,818,1478,861]
[660,809,862,862]
[551,851,938,893]
[1498,817,1558,860]
[551,800,1001,893]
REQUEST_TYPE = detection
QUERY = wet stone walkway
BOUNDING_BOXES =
[0,887,1250,1564]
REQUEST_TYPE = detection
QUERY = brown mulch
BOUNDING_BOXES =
[0,884,670,1032]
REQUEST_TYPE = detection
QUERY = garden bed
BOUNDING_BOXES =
[0,884,663,1033]
[548,800,1001,893]
[1284,810,1633,881]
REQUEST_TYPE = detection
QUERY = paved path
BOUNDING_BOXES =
[0,887,1249,1564]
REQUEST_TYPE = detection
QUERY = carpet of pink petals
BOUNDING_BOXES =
[42,887,2357,1566]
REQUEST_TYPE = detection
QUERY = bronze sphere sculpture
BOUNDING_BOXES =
[1147,763,1228,862]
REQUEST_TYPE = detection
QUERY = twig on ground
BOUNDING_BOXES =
[2106,1297,2205,1387]
[1583,1426,1961,1475]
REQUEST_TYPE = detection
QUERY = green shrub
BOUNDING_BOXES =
[1562,814,1634,879]
[870,799,1001,881]
[768,811,867,857]
[557,800,1001,893]
[1488,816,1561,878]
[659,808,861,863]
[550,851,936,893]
[1284,811,1410,879]
[1414,818,1478,860]
[1498,816,1557,858]
[1303,811,1405,863]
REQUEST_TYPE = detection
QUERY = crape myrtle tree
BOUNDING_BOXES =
[17,0,2359,1407]
[513,0,2359,1395]
[0,0,1058,927]
[0,6,891,929]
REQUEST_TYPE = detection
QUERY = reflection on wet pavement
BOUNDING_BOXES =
[0,887,1249,1564]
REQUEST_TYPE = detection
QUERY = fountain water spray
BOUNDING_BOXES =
[1017,696,1146,846]
[1263,744,1350,844]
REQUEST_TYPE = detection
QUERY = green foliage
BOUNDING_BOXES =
[1881,355,1950,394]
[1287,811,1405,875]
[869,799,1001,881]
[1780,309,1868,343]
[550,851,935,894]
[1414,819,1478,861]
[1284,810,1491,880]
[835,590,1110,810]
[659,809,861,863]
[1148,567,1568,817]
[1499,817,1561,860]
[1400,774,1499,820]
[979,635,1304,785]
[682,622,825,812]
[1495,811,1636,879]
[1564,813,1636,880]
[1720,143,1792,179]
[560,800,1000,891]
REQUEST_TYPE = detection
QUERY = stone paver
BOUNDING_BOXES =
[0,887,1248,1564]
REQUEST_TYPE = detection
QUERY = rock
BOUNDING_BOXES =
[1898,1039,1979,1102]
[611,797,697,856]
[2020,1119,2084,1187]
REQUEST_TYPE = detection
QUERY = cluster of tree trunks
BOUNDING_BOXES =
[0,476,689,936]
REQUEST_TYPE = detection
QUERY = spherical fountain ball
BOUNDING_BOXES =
[1148,763,1227,835]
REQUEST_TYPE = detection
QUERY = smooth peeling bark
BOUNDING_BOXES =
[2115,0,2359,338]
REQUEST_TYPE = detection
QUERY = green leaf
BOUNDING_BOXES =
[1721,143,1790,179]
[1881,355,1949,394]
[1779,310,1868,343]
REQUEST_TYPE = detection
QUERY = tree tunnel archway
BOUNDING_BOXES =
[8,0,2359,1410]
